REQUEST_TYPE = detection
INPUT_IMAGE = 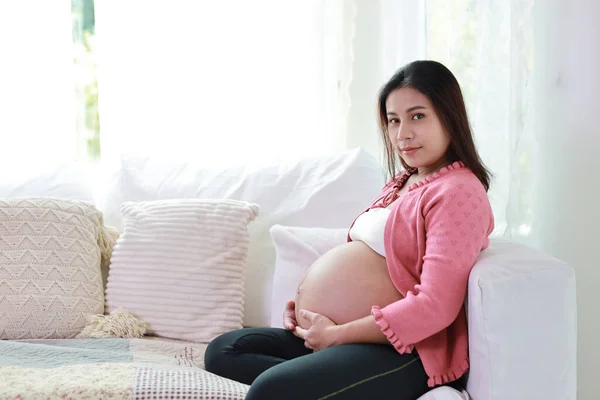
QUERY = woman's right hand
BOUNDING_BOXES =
[283,300,298,331]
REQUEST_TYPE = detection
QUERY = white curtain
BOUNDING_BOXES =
[0,0,535,243]
[0,1,77,173]
[370,0,535,240]
[94,0,355,168]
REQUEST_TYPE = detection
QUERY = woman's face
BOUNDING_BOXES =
[385,87,451,174]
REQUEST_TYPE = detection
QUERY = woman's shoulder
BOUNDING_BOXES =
[419,163,494,232]
[418,163,492,218]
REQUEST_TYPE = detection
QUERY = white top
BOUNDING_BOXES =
[348,207,391,257]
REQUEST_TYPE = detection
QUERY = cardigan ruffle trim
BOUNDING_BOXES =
[426,358,470,388]
[372,305,470,388]
[406,161,466,192]
[378,161,466,210]
[371,306,415,354]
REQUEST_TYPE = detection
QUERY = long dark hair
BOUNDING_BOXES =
[377,60,492,192]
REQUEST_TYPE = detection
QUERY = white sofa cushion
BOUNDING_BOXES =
[102,148,385,327]
[466,239,577,400]
[105,199,259,343]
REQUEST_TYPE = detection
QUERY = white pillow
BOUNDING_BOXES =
[105,199,259,343]
[102,148,385,327]
[269,225,348,328]
[0,198,106,339]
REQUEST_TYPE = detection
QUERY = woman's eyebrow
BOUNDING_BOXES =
[405,105,426,113]
[387,105,427,116]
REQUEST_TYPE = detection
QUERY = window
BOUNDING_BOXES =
[72,0,99,161]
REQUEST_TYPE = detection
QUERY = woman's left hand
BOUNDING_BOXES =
[293,309,339,351]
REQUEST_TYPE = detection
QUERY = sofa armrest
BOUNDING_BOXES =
[466,239,577,400]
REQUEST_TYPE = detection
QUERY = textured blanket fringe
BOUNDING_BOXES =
[77,307,148,339]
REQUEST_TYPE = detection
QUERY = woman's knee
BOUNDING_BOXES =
[204,329,240,375]
[244,365,289,400]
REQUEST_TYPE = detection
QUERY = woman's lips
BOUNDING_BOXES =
[400,147,420,155]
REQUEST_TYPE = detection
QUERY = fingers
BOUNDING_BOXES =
[293,325,316,352]
[304,341,315,351]
[294,326,308,339]
[299,309,319,324]
[283,300,297,330]
[283,314,297,331]
[284,321,296,331]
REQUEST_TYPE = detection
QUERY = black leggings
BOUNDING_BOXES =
[204,327,461,399]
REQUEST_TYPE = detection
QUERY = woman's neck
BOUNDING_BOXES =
[417,158,450,176]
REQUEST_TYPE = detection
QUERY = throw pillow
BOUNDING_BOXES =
[0,198,109,339]
[105,199,259,343]
[269,225,347,328]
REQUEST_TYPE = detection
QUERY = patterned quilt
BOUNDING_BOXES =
[0,337,250,399]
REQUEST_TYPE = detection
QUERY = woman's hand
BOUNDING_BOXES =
[293,309,338,351]
[282,300,298,331]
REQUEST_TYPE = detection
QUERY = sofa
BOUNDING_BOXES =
[0,148,577,399]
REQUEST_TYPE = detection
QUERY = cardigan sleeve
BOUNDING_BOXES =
[372,181,493,352]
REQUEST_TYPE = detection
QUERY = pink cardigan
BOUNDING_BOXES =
[347,161,494,387]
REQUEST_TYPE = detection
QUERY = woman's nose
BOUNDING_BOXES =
[397,124,411,141]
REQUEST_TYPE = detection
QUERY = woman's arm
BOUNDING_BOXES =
[367,181,493,352]
[333,314,389,345]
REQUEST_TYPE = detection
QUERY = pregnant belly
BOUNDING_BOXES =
[295,241,403,330]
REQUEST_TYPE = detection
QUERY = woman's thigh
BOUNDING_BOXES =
[245,343,430,400]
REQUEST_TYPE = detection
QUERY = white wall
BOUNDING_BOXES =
[532,1,600,398]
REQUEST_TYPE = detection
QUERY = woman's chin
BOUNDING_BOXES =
[399,156,419,168]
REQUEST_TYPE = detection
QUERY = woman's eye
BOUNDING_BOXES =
[412,113,425,120]
[388,118,400,124]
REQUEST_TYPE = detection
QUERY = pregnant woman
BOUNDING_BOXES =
[205,60,494,399]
